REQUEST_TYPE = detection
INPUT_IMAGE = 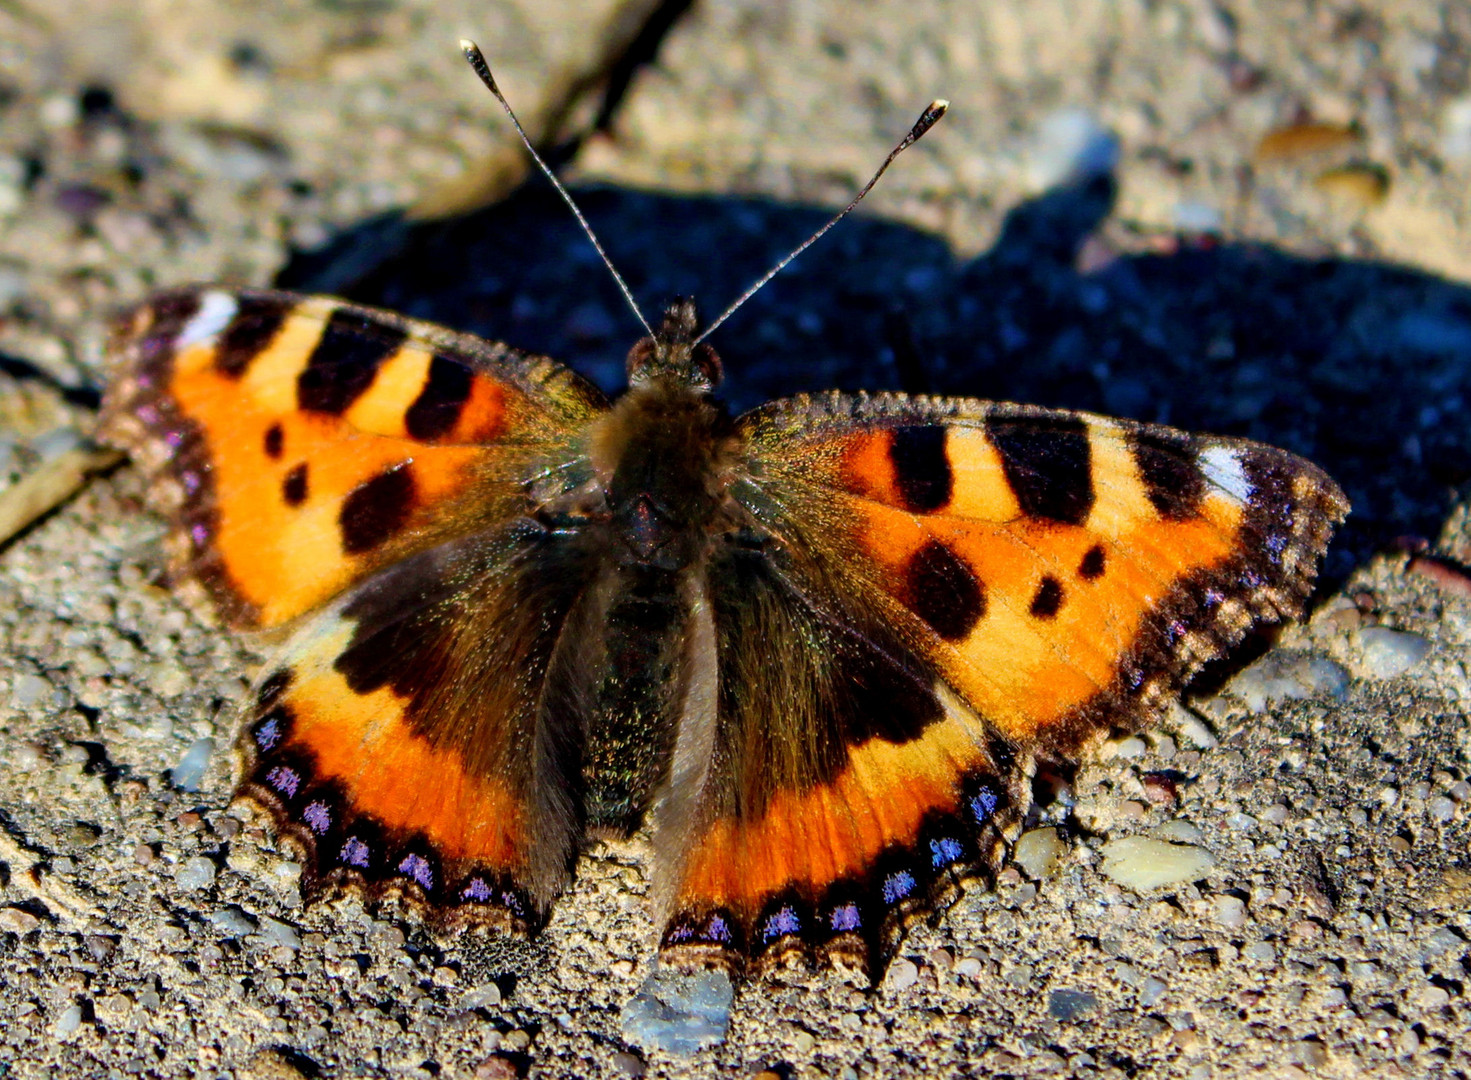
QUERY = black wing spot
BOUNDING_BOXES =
[890,426,952,513]
[339,464,415,554]
[1128,429,1205,520]
[297,308,407,415]
[1029,575,1064,619]
[263,423,284,459]
[216,295,291,378]
[405,353,474,441]
[1079,544,1106,580]
[989,416,1093,525]
[282,463,309,507]
[904,539,985,641]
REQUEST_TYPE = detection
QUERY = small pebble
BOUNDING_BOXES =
[1026,108,1118,188]
[1151,819,1205,845]
[1429,796,1457,822]
[174,856,217,891]
[1419,927,1463,960]
[1419,985,1452,1009]
[1213,895,1248,930]
[1047,988,1098,1021]
[1356,628,1432,679]
[474,1056,518,1080]
[620,965,734,1055]
[1312,163,1390,208]
[1254,121,1360,162]
[886,958,920,992]
[1172,708,1219,749]
[208,906,256,937]
[1100,836,1215,890]
[1142,773,1178,806]
[54,1004,84,1038]
[954,955,983,979]
[1226,651,1348,712]
[1012,827,1065,879]
[171,738,215,791]
[11,673,52,710]
[256,916,302,950]
[1140,977,1168,1007]
[1242,942,1277,963]
[459,984,503,1011]
[610,1051,646,1078]
[1110,736,1147,760]
[0,907,42,933]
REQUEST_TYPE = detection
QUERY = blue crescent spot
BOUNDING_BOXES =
[930,836,964,867]
[829,903,862,932]
[397,853,434,890]
[301,801,331,835]
[882,870,917,904]
[265,765,300,798]
[339,836,370,868]
[762,906,802,941]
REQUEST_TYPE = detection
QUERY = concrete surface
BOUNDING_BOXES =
[1,1,1470,1076]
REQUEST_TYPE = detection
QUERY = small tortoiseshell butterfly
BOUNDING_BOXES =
[98,43,1348,980]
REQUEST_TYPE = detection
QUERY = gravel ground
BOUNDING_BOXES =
[2,1,1471,1077]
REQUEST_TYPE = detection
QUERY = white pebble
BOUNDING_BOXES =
[1013,827,1065,879]
[1356,628,1432,680]
[886,958,920,993]
[171,738,214,791]
[1100,836,1215,890]
[1429,796,1457,822]
[174,856,216,891]
[1213,895,1248,930]
[256,916,302,950]
[1227,651,1349,713]
[11,673,52,710]
[54,1004,84,1038]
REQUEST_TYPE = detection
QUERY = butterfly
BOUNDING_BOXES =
[97,43,1348,982]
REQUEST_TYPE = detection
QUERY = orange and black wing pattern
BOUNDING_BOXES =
[100,288,605,629]
[657,392,1347,976]
[101,288,609,929]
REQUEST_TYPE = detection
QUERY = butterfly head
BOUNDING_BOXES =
[626,299,724,393]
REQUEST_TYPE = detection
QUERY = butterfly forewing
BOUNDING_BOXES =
[100,288,607,629]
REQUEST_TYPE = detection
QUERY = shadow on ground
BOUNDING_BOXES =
[278,173,1471,581]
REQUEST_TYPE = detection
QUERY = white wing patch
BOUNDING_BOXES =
[176,291,239,349]
[1200,445,1252,504]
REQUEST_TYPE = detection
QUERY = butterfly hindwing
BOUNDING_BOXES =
[655,391,1346,975]
[100,287,607,629]
[238,524,606,929]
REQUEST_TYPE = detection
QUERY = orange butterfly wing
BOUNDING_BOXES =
[102,289,608,928]
[101,288,604,629]
[657,392,1346,974]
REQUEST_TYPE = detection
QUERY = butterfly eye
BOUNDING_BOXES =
[691,343,723,389]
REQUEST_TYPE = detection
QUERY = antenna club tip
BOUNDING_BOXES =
[459,38,479,54]
[930,99,950,113]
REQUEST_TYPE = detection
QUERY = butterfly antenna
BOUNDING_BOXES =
[693,99,949,346]
[460,39,654,338]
